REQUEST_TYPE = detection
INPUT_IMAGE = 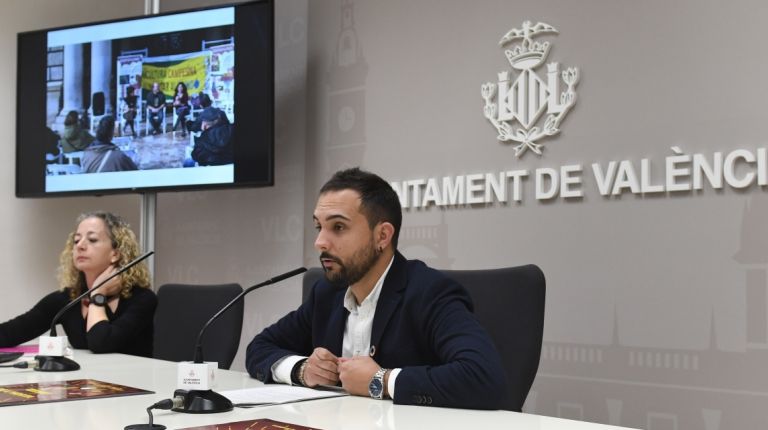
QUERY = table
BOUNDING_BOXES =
[0,352,635,429]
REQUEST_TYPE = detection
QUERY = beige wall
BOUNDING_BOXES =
[0,1,142,333]
[155,0,308,373]
[303,1,768,428]
[4,0,768,428]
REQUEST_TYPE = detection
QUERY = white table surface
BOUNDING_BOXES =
[0,351,636,430]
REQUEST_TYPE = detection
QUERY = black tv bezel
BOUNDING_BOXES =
[15,0,274,198]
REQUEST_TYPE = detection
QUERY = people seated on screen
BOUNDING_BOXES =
[188,107,234,166]
[185,93,214,133]
[61,110,94,153]
[0,211,156,357]
[81,116,139,173]
[246,168,508,410]
[146,82,166,135]
[172,82,190,136]
[43,126,62,162]
[122,86,138,138]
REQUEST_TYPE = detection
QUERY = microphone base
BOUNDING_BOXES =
[172,389,233,414]
[34,355,80,372]
[124,425,166,430]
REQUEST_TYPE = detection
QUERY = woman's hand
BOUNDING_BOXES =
[85,265,122,330]
[91,265,122,298]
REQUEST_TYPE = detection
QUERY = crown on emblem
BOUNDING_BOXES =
[498,21,558,71]
[504,41,550,70]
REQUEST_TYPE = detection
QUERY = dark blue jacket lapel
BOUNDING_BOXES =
[370,252,407,355]
[324,290,347,356]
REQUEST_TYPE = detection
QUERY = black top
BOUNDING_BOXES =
[0,287,157,357]
[146,91,166,109]
[124,94,138,109]
[192,123,234,166]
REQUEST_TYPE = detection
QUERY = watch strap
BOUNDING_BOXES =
[369,367,387,400]
[291,358,308,386]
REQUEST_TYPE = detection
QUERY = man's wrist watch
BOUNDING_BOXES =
[291,359,309,387]
[368,368,388,400]
[90,294,108,307]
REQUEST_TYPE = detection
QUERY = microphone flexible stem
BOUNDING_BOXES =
[192,267,306,363]
[48,251,154,336]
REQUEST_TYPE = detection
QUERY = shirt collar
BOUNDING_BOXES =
[343,255,395,313]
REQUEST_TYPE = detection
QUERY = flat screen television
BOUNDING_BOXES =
[16,0,273,197]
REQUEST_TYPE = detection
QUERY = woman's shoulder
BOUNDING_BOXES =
[62,125,78,139]
[78,129,94,141]
[127,286,157,302]
[39,289,72,308]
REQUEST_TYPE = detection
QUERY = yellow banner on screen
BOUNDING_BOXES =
[141,55,207,96]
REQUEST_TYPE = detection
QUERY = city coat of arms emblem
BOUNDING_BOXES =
[481,21,579,157]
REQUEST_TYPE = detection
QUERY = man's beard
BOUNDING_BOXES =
[320,240,379,291]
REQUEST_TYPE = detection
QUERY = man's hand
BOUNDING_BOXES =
[303,347,340,387]
[338,355,380,397]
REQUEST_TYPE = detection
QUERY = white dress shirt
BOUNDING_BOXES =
[272,256,401,399]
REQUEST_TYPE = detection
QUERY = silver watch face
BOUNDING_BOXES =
[368,378,384,399]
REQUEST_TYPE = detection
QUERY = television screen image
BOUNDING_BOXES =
[16,1,273,197]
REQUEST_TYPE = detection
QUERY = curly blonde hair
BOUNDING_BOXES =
[58,211,151,300]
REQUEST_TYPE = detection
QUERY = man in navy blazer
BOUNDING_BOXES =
[246,168,507,409]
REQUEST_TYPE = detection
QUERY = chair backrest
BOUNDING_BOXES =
[441,265,545,411]
[154,283,243,369]
[91,92,105,116]
[302,267,325,301]
[301,264,545,412]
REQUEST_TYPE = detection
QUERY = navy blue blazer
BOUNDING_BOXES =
[245,252,508,409]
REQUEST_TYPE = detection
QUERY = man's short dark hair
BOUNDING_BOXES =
[96,115,115,142]
[320,167,402,248]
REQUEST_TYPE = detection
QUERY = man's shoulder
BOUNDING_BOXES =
[401,257,447,283]
[395,257,458,296]
[396,257,475,313]
[307,276,342,299]
[208,123,233,139]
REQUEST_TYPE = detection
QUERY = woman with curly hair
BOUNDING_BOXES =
[0,211,156,357]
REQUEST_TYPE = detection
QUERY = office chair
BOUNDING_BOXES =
[301,268,324,302]
[441,265,545,412]
[153,283,243,369]
[301,264,545,412]
[45,140,84,175]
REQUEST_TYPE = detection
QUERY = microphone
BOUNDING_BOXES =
[173,267,307,414]
[36,251,154,372]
